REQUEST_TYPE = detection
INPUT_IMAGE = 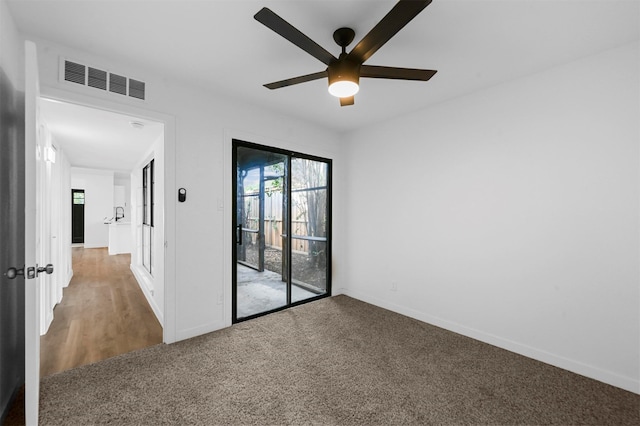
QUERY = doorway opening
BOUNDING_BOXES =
[71,189,84,244]
[233,140,331,322]
[38,97,167,375]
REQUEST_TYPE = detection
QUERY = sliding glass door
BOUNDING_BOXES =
[233,140,331,322]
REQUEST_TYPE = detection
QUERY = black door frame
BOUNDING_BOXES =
[232,139,332,323]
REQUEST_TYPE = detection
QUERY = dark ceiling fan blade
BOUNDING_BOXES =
[255,7,337,66]
[347,0,432,64]
[264,71,328,90]
[360,65,437,81]
[340,96,355,107]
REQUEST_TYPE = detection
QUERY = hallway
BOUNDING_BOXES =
[40,247,162,377]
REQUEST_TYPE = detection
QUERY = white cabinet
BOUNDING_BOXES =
[108,222,131,255]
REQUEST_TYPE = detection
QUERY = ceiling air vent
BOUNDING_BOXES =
[61,58,146,101]
[128,79,145,100]
[64,60,86,85]
[109,73,127,95]
[88,67,107,90]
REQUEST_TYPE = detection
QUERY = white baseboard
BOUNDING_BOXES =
[341,289,639,395]
[65,269,73,288]
[175,321,227,342]
[82,244,107,249]
[130,264,164,327]
[42,310,54,336]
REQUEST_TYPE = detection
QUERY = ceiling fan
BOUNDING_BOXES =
[254,0,437,107]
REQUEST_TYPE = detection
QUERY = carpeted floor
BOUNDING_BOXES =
[10,295,640,425]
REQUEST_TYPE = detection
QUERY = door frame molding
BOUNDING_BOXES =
[39,85,177,344]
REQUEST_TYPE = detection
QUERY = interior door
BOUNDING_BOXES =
[0,44,26,423]
[25,40,42,426]
[232,141,331,323]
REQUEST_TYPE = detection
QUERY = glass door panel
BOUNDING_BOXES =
[238,168,260,271]
[290,158,329,302]
[235,145,288,319]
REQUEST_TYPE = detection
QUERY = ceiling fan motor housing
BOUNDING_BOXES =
[327,55,361,89]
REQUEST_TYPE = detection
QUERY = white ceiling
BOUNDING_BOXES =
[8,0,640,170]
[40,98,164,173]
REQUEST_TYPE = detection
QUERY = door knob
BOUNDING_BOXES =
[5,266,24,279]
[37,264,54,276]
[4,264,53,279]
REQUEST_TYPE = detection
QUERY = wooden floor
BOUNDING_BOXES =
[40,247,163,377]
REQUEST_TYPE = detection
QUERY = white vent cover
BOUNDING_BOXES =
[63,59,146,101]
[109,73,127,95]
[64,61,85,85]
[129,79,146,100]
[88,67,107,90]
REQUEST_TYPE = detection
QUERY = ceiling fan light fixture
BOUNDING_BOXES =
[327,59,360,98]
[328,80,359,98]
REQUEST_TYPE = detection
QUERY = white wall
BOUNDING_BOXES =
[343,42,639,393]
[28,36,346,343]
[70,168,114,248]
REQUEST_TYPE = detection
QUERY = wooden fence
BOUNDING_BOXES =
[242,190,323,254]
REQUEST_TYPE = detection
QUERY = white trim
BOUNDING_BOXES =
[175,321,227,342]
[42,308,53,336]
[342,288,640,395]
[66,269,73,289]
[24,38,41,426]
[223,131,233,328]
[131,264,164,326]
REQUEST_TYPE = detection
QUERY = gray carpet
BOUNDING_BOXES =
[32,296,640,424]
